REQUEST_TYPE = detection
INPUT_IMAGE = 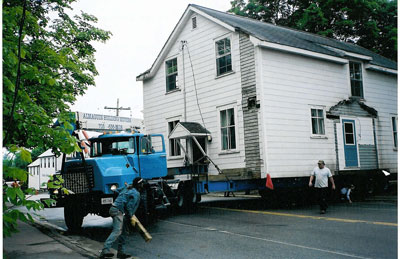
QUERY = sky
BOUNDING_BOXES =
[70,0,232,119]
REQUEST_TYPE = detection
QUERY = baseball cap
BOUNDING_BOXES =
[318,160,325,165]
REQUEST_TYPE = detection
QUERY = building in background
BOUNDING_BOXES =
[27,111,145,190]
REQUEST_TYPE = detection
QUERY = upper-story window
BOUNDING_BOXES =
[392,116,398,149]
[166,58,178,92]
[349,62,363,98]
[220,108,236,150]
[215,38,232,76]
[311,108,325,136]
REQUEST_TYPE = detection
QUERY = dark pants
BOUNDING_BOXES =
[316,187,329,211]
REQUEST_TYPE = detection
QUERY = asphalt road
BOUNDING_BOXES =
[28,194,397,259]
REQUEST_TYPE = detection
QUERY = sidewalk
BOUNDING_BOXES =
[3,220,91,259]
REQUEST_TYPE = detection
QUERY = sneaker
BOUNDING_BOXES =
[117,252,132,259]
[320,210,326,214]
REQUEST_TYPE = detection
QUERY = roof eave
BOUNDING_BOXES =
[365,64,397,75]
[250,36,348,64]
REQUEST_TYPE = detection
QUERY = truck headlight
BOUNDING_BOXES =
[110,184,118,191]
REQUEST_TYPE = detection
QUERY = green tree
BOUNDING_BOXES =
[229,0,397,61]
[3,0,111,237]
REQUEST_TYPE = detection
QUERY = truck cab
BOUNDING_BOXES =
[60,132,168,231]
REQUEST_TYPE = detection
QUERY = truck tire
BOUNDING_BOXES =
[177,182,197,212]
[137,189,152,226]
[64,203,85,232]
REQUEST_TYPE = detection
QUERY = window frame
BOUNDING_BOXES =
[167,120,182,158]
[310,106,326,137]
[349,61,364,98]
[218,104,239,152]
[165,57,178,92]
[343,122,356,146]
[214,35,233,77]
[391,115,398,150]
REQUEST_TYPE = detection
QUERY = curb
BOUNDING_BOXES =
[30,217,102,259]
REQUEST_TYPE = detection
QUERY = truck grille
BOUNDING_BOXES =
[63,164,94,194]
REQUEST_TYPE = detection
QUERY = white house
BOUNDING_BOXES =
[27,159,40,190]
[137,5,397,183]
[27,149,63,190]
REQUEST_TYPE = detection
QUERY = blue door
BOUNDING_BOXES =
[342,119,359,167]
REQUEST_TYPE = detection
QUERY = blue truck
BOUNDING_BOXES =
[51,123,270,232]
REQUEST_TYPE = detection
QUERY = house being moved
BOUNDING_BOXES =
[137,5,397,190]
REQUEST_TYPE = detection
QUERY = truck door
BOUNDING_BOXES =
[139,134,167,179]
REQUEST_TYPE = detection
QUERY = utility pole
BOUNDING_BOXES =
[104,98,131,116]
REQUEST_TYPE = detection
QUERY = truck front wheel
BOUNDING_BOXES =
[64,203,85,232]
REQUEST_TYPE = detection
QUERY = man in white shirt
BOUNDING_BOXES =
[309,160,336,214]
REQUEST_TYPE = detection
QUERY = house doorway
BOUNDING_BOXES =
[342,119,359,167]
[192,137,207,164]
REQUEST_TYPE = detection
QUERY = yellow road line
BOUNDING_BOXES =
[203,206,398,227]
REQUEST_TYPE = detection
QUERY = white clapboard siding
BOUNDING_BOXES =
[143,14,246,172]
[260,48,349,178]
[363,70,398,173]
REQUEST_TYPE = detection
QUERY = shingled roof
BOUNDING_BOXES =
[169,122,210,139]
[191,4,396,70]
[137,4,396,81]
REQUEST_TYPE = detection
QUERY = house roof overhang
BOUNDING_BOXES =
[327,98,378,119]
[168,122,211,139]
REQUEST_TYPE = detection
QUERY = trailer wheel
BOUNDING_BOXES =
[64,203,85,232]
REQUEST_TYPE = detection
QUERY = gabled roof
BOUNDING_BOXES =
[137,4,396,81]
[38,149,55,158]
[169,122,210,139]
[28,158,40,167]
[327,98,378,118]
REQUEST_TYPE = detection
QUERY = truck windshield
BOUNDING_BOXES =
[90,137,135,157]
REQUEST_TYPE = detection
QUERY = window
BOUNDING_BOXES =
[311,108,325,135]
[166,58,178,92]
[215,37,232,76]
[52,157,55,167]
[41,159,43,168]
[168,120,181,157]
[392,116,398,149]
[349,62,363,98]
[220,108,236,150]
[48,158,50,168]
[344,122,355,145]
[192,16,197,29]
[90,137,135,157]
